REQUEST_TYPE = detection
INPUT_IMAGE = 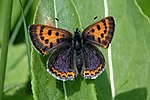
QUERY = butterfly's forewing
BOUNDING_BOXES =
[82,16,115,48]
[29,24,72,55]
[47,45,77,81]
[81,43,105,79]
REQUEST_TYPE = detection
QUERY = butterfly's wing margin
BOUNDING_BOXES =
[47,45,77,81]
[82,16,115,48]
[29,24,72,55]
[81,43,105,79]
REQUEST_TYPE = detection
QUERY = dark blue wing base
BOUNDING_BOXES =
[47,45,77,81]
[81,43,105,79]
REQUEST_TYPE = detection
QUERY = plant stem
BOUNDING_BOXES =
[9,0,33,45]
[19,0,31,73]
[0,0,13,100]
[63,81,68,100]
[104,0,115,100]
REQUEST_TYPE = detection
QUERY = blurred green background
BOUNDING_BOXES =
[0,0,150,100]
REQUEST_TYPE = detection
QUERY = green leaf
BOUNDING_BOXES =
[0,0,13,99]
[0,0,27,45]
[108,0,150,99]
[4,82,33,100]
[136,0,150,18]
[3,44,30,94]
[11,0,27,31]
[9,0,34,45]
[26,0,39,25]
[31,0,150,100]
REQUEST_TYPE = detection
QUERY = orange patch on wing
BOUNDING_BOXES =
[51,67,76,79]
[82,16,115,48]
[82,64,103,76]
[29,24,72,55]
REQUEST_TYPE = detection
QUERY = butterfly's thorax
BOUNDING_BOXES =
[73,28,82,51]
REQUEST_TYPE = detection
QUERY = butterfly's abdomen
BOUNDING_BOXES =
[75,52,83,73]
[73,35,83,73]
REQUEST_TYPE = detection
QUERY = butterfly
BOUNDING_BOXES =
[29,16,115,81]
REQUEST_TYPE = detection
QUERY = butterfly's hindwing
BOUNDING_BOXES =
[82,16,115,48]
[47,45,77,81]
[29,24,72,55]
[81,43,105,79]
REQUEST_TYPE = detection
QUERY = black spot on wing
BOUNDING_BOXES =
[48,30,52,36]
[98,37,101,43]
[56,39,60,44]
[101,19,106,26]
[50,42,53,48]
[91,29,95,33]
[45,39,49,44]
[104,30,107,34]
[40,36,44,40]
[40,25,45,34]
[97,25,101,30]
[55,32,59,36]
[100,34,104,38]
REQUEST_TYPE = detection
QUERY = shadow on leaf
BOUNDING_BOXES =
[3,81,33,100]
[56,75,82,96]
[95,71,112,100]
[115,87,147,100]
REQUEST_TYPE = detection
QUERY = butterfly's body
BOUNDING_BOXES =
[29,16,115,81]
[72,28,83,73]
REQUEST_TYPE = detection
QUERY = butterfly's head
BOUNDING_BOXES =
[74,28,81,36]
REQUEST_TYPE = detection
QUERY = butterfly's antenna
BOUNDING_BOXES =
[55,18,59,21]
[89,16,98,24]
[94,16,98,20]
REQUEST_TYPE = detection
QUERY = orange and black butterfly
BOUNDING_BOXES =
[29,16,115,81]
